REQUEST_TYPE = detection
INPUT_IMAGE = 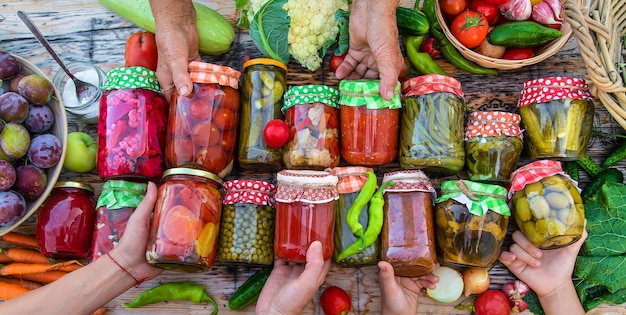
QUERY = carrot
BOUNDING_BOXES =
[1,260,83,276]
[1,248,51,264]
[0,252,11,264]
[15,271,67,284]
[0,232,39,249]
[90,307,107,315]
[0,281,31,300]
[0,277,43,290]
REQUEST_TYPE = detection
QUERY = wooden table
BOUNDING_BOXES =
[1,0,625,314]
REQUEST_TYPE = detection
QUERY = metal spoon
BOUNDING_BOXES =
[17,10,101,106]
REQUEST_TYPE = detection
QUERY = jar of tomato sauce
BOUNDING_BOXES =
[274,170,338,262]
[37,182,96,259]
[146,168,223,272]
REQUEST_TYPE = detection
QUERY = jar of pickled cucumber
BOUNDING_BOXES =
[218,179,276,266]
[238,58,287,171]
[283,85,340,170]
[464,111,523,182]
[399,74,466,176]
[509,160,584,249]
[517,77,594,160]
[435,180,510,267]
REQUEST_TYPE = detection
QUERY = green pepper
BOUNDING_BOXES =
[125,281,218,314]
[345,171,377,247]
[404,35,448,76]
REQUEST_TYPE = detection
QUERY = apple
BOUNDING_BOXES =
[64,131,97,172]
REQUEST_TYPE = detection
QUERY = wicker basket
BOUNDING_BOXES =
[565,0,626,129]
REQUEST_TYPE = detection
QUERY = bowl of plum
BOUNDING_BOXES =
[0,51,67,235]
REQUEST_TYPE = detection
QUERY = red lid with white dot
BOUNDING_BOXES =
[223,180,276,207]
[517,76,592,108]
[464,111,522,140]
[401,74,464,98]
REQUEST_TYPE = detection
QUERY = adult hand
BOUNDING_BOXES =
[378,261,439,315]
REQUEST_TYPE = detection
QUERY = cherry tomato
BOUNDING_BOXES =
[188,99,213,121]
[124,31,158,71]
[440,0,468,15]
[197,145,228,174]
[451,10,489,48]
[212,108,235,131]
[320,286,352,315]
[420,37,441,58]
[220,130,237,153]
[469,0,500,24]
[475,290,511,315]
[502,47,535,60]
[482,0,509,4]
[329,52,347,73]
[263,119,290,148]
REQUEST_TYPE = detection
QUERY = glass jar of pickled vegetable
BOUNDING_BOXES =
[339,80,401,166]
[238,58,287,172]
[399,74,465,176]
[517,77,594,160]
[165,61,241,178]
[509,160,585,249]
[464,111,523,182]
[98,66,168,182]
[218,179,276,266]
[435,180,510,268]
[146,168,223,272]
[274,170,338,262]
[283,85,340,170]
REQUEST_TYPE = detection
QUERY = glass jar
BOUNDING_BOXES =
[381,170,437,277]
[509,160,585,249]
[52,61,105,124]
[91,180,147,262]
[464,111,523,182]
[146,168,223,272]
[274,170,338,262]
[283,85,340,170]
[339,80,401,166]
[97,66,168,182]
[435,180,510,267]
[37,182,96,259]
[399,74,465,176]
[165,61,241,178]
[218,179,276,266]
[238,58,287,172]
[517,77,594,160]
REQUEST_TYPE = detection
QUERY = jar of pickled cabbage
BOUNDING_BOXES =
[517,77,594,160]
[283,85,340,170]
[509,160,584,249]
[98,66,168,182]
[339,80,401,166]
[435,180,510,267]
[399,74,465,176]
[218,179,276,266]
[165,61,241,178]
[238,58,287,171]
[464,111,523,182]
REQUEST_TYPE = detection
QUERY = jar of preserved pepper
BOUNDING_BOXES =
[146,168,223,272]
[517,77,594,160]
[283,85,340,170]
[218,179,276,266]
[509,160,585,249]
[274,170,338,262]
[339,80,401,166]
[238,58,287,171]
[165,61,241,178]
[435,180,510,268]
[399,74,465,176]
[37,182,96,259]
[98,66,168,182]
[464,111,523,182]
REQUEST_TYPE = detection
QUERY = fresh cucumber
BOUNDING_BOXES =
[600,140,626,169]
[228,265,273,310]
[396,7,430,37]
[563,161,580,182]
[576,155,603,177]
[487,21,562,48]
[581,168,624,202]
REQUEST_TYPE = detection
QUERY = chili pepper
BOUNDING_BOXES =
[404,35,448,76]
[125,281,218,314]
[345,171,378,247]
[420,36,441,57]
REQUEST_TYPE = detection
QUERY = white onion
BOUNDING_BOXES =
[426,266,464,303]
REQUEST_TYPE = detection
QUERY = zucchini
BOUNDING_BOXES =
[576,155,603,177]
[228,265,273,310]
[581,168,624,202]
[487,21,562,48]
[600,140,626,169]
[396,7,430,37]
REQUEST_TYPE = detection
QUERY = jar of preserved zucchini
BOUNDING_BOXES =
[464,111,523,182]
[339,80,401,166]
[218,179,276,266]
[517,77,594,160]
[399,74,466,176]
[238,58,288,171]
[435,180,510,267]
[509,160,585,249]
[282,85,340,170]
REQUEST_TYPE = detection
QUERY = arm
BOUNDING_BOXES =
[378,261,439,315]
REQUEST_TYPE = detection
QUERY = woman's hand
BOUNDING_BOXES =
[378,261,439,315]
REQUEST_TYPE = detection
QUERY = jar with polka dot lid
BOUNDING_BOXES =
[517,77,594,160]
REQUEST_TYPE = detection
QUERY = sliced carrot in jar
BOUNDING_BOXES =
[162,205,203,245]
[195,222,217,258]
[195,186,221,223]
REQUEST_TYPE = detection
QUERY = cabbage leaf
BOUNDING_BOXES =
[248,0,290,64]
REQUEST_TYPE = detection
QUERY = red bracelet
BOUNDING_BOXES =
[106,252,145,287]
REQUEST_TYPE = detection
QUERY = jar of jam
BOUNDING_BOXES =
[98,66,168,182]
[435,180,510,268]
[165,61,241,178]
[238,58,287,172]
[464,111,523,182]
[274,170,338,262]
[399,74,465,176]
[218,179,276,266]
[517,77,594,160]
[37,182,96,259]
[509,160,585,249]
[91,180,147,262]
[146,168,223,272]
[339,80,401,166]
[283,85,340,170]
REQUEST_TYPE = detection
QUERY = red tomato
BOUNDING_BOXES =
[124,31,158,71]
[263,119,290,148]
[451,10,489,48]
[212,108,235,131]
[197,145,228,173]
[220,130,237,153]
[320,286,352,315]
[475,290,511,315]
[469,0,500,24]
[482,0,509,4]
[329,52,347,73]
[502,47,535,60]
[440,0,468,15]
[420,37,441,58]
[188,99,213,121]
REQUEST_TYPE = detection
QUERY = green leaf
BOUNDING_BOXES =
[575,279,626,312]
[581,182,626,256]
[575,255,626,293]
[249,0,290,64]
[235,0,249,10]
[522,290,545,315]
[334,8,350,56]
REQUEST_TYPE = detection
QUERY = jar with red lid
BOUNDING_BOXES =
[274,170,338,262]
[165,61,241,178]
[37,182,96,259]
[339,80,401,166]
[146,168,223,272]
[97,66,168,182]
